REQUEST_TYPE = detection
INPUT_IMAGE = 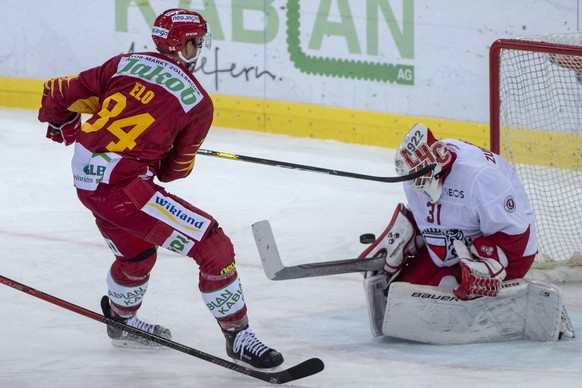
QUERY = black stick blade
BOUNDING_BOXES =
[267,358,325,384]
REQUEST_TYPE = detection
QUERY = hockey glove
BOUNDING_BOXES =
[453,238,507,301]
[46,112,81,146]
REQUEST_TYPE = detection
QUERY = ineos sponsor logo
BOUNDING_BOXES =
[443,187,464,198]
[411,292,460,302]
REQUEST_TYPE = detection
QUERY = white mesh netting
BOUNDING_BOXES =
[495,33,582,279]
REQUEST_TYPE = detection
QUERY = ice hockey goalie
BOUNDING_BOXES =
[359,124,575,343]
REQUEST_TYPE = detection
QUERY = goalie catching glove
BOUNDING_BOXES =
[359,203,424,276]
[46,112,81,146]
[453,238,508,300]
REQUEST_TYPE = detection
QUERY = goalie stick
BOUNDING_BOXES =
[198,149,436,183]
[0,274,324,385]
[252,220,384,280]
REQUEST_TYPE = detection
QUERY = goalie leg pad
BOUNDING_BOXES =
[559,306,575,339]
[382,279,565,344]
[363,274,389,337]
[523,279,566,341]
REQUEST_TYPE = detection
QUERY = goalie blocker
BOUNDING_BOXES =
[363,275,575,344]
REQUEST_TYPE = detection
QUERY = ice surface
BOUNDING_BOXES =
[1,107,581,387]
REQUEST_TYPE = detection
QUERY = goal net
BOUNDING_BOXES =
[490,33,582,281]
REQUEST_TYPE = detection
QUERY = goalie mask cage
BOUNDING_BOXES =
[490,33,582,278]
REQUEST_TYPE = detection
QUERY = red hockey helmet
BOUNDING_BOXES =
[152,9,211,54]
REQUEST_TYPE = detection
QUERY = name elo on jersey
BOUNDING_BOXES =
[114,54,203,112]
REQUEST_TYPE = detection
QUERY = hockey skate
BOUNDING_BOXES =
[100,296,172,349]
[223,326,284,369]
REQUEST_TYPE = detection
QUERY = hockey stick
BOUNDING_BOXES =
[0,274,324,384]
[198,149,436,183]
[252,220,384,280]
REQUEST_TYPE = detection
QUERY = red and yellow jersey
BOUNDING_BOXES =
[38,52,213,183]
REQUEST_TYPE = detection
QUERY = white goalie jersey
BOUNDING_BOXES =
[403,139,538,268]
[362,134,573,343]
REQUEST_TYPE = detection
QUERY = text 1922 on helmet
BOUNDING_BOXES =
[394,123,454,203]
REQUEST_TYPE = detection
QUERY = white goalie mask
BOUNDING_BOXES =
[394,124,453,203]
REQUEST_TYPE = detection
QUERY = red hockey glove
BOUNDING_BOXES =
[46,113,81,145]
[452,238,507,301]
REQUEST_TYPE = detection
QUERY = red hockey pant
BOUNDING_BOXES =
[76,177,247,325]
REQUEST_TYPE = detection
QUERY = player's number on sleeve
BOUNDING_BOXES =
[82,92,154,151]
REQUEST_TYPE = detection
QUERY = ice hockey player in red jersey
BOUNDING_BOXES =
[37,8,283,369]
[360,123,574,342]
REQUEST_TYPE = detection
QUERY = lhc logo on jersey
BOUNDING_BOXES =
[504,195,516,213]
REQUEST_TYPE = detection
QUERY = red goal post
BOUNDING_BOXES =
[489,34,582,281]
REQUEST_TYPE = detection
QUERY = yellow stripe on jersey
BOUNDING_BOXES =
[67,96,101,114]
